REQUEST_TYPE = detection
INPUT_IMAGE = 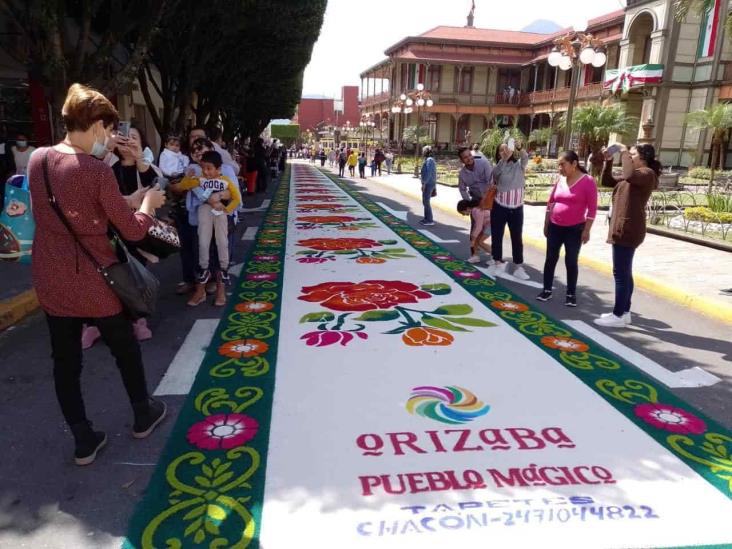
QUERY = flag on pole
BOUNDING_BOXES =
[603,64,664,93]
[698,0,722,58]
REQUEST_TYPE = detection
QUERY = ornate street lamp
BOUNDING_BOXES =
[395,83,436,177]
[548,32,607,151]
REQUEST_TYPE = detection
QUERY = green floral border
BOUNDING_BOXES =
[123,168,291,549]
[322,169,732,503]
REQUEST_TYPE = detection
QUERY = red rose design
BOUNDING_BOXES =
[297,238,382,251]
[301,330,368,347]
[298,280,432,312]
[297,256,333,264]
[297,216,359,224]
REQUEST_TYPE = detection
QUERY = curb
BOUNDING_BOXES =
[0,289,39,331]
[351,173,732,327]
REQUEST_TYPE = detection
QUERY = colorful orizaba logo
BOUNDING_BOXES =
[406,385,490,425]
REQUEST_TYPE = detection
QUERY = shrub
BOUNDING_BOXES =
[687,167,732,180]
[684,206,732,224]
[707,191,732,213]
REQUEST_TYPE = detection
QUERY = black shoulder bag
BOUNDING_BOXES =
[41,150,159,319]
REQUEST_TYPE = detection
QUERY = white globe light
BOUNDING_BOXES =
[417,83,424,91]
[548,49,562,67]
[391,106,400,113]
[406,98,414,106]
[400,93,407,100]
[559,55,573,71]
[426,99,434,107]
[592,50,607,67]
[579,46,595,65]
[572,17,588,32]
[417,98,425,106]
[404,107,413,114]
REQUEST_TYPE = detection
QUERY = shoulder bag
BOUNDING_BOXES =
[41,150,159,319]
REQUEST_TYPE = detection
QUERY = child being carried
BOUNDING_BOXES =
[457,198,492,265]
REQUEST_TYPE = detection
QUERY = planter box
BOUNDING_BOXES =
[658,173,680,189]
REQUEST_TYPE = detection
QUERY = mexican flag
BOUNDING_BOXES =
[698,0,722,58]
[603,64,664,93]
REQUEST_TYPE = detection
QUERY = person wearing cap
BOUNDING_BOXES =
[419,146,437,226]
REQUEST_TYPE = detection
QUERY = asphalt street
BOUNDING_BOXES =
[0,163,729,548]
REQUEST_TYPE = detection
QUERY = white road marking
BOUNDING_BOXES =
[475,265,544,289]
[154,319,220,396]
[240,199,271,213]
[565,320,722,388]
[376,202,409,220]
[418,229,460,243]
[241,227,259,241]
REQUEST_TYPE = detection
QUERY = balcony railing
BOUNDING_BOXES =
[362,91,391,107]
[528,83,604,105]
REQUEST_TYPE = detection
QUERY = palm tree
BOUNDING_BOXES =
[479,126,526,161]
[529,127,553,155]
[686,103,732,193]
[559,103,637,176]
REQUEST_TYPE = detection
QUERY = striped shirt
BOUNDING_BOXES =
[495,187,525,209]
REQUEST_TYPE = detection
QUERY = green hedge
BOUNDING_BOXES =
[684,207,732,224]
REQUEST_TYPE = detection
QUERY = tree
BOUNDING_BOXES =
[402,125,432,148]
[685,103,732,193]
[559,103,636,175]
[674,0,732,40]
[479,126,526,161]
[0,0,170,137]
[529,127,552,154]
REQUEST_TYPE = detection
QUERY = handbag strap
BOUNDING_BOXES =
[41,149,106,272]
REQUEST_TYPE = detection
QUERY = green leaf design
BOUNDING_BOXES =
[296,250,319,255]
[355,310,400,321]
[333,249,356,254]
[202,464,214,478]
[214,462,232,477]
[194,529,206,544]
[434,304,473,316]
[185,517,204,538]
[195,475,212,488]
[300,311,335,323]
[380,248,408,254]
[183,504,207,521]
[422,316,468,332]
[445,317,496,327]
[205,519,220,536]
[378,239,398,245]
[420,283,452,295]
[212,471,235,487]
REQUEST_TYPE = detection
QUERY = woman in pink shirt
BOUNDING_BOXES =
[537,150,598,307]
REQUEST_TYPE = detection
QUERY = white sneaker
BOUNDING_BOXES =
[594,314,627,328]
[467,255,481,264]
[601,311,632,325]
[493,262,507,274]
[512,265,530,280]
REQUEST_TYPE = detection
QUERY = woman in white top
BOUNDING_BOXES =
[11,133,36,175]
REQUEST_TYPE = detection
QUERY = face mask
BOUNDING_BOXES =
[91,126,108,159]
[16,140,27,148]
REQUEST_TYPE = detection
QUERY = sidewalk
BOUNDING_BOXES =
[0,260,37,331]
[321,164,732,325]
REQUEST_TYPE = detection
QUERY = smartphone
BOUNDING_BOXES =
[507,138,516,152]
[606,143,622,156]
[153,176,169,191]
[117,121,131,139]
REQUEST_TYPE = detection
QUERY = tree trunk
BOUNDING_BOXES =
[709,139,719,194]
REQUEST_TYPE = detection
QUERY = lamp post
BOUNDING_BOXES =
[547,32,607,151]
[359,113,375,153]
[394,83,435,177]
[391,98,413,157]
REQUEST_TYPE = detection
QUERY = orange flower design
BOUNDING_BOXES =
[356,257,386,264]
[492,301,529,313]
[540,336,589,353]
[402,327,454,347]
[219,339,270,358]
[235,302,274,313]
[297,238,381,251]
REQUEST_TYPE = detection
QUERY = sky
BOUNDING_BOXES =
[301,0,627,99]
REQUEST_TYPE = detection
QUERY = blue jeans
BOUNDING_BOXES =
[422,184,435,222]
[612,244,636,316]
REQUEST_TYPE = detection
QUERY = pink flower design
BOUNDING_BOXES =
[187,413,259,450]
[254,255,279,262]
[246,273,277,281]
[454,271,481,279]
[633,403,707,435]
[432,254,453,261]
[297,257,333,264]
[301,330,368,347]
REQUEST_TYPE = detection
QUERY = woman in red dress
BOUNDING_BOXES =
[28,84,167,465]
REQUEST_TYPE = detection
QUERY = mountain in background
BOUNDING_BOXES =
[521,20,563,34]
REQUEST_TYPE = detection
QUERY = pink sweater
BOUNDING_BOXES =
[547,174,598,227]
